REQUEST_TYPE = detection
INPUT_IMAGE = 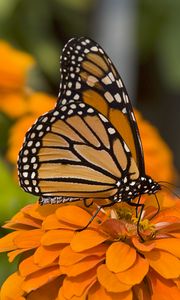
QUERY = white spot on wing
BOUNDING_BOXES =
[102,76,112,85]
[108,127,116,134]
[114,93,121,103]
[87,76,98,87]
[104,91,114,103]
[124,143,130,152]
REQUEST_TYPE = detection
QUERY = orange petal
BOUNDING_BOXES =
[152,207,180,225]
[22,266,61,293]
[26,277,61,300]
[133,280,152,300]
[19,255,44,277]
[88,282,133,300]
[155,238,180,258]
[3,210,41,229]
[144,249,180,279]
[106,242,136,273]
[71,229,108,252]
[60,244,107,266]
[155,221,180,235]
[61,268,96,298]
[149,269,180,300]
[61,256,102,276]
[174,278,180,289]
[34,245,63,267]
[58,284,89,300]
[0,272,24,299]
[97,264,132,293]
[132,236,155,252]
[42,214,74,230]
[14,229,43,248]
[41,229,74,246]
[56,206,92,227]
[116,254,149,285]
[22,203,60,221]
[8,248,32,262]
[0,231,19,252]
[60,245,90,266]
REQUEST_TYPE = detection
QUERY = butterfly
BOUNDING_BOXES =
[18,37,160,228]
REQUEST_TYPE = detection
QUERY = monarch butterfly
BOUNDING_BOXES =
[18,37,160,230]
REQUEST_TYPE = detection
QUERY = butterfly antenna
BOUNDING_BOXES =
[158,181,180,189]
[160,184,180,199]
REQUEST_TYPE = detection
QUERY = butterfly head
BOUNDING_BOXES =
[115,175,161,203]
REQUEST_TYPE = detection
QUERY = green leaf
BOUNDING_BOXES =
[0,159,35,224]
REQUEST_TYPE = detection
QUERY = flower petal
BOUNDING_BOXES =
[71,229,108,252]
[88,282,133,300]
[144,249,180,279]
[19,255,44,277]
[133,280,152,300]
[3,210,41,230]
[149,269,180,300]
[41,229,74,246]
[14,229,43,248]
[0,272,24,299]
[116,254,149,285]
[34,245,63,267]
[97,264,132,293]
[61,256,102,276]
[8,248,32,262]
[22,266,61,293]
[26,277,61,300]
[60,244,107,266]
[22,203,60,221]
[42,213,74,230]
[56,206,92,227]
[152,205,180,224]
[132,236,155,252]
[0,231,19,252]
[61,268,96,298]
[155,238,180,258]
[106,242,136,272]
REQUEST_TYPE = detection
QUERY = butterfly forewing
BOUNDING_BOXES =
[18,101,139,201]
[57,37,144,174]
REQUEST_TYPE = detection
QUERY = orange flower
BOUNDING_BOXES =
[0,198,179,299]
[135,111,175,183]
[0,41,34,91]
[0,40,35,119]
[6,92,56,164]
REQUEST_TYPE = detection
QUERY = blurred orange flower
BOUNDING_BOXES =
[0,41,34,91]
[6,92,56,164]
[0,199,179,300]
[0,41,35,120]
[135,111,175,184]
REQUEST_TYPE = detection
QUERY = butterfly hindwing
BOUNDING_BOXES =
[57,37,144,174]
[18,101,140,202]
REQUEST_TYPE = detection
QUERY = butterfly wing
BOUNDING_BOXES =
[57,37,145,174]
[18,102,140,202]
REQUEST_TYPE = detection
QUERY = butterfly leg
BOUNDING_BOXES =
[77,201,115,232]
[128,201,145,242]
[149,193,160,220]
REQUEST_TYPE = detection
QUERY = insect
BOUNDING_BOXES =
[18,37,161,234]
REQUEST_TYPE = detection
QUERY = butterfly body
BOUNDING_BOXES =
[18,37,161,212]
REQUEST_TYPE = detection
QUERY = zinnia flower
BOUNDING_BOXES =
[135,111,175,184]
[0,40,35,119]
[6,92,56,164]
[0,41,34,91]
[0,196,179,299]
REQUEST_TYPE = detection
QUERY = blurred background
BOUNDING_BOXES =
[0,0,180,285]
